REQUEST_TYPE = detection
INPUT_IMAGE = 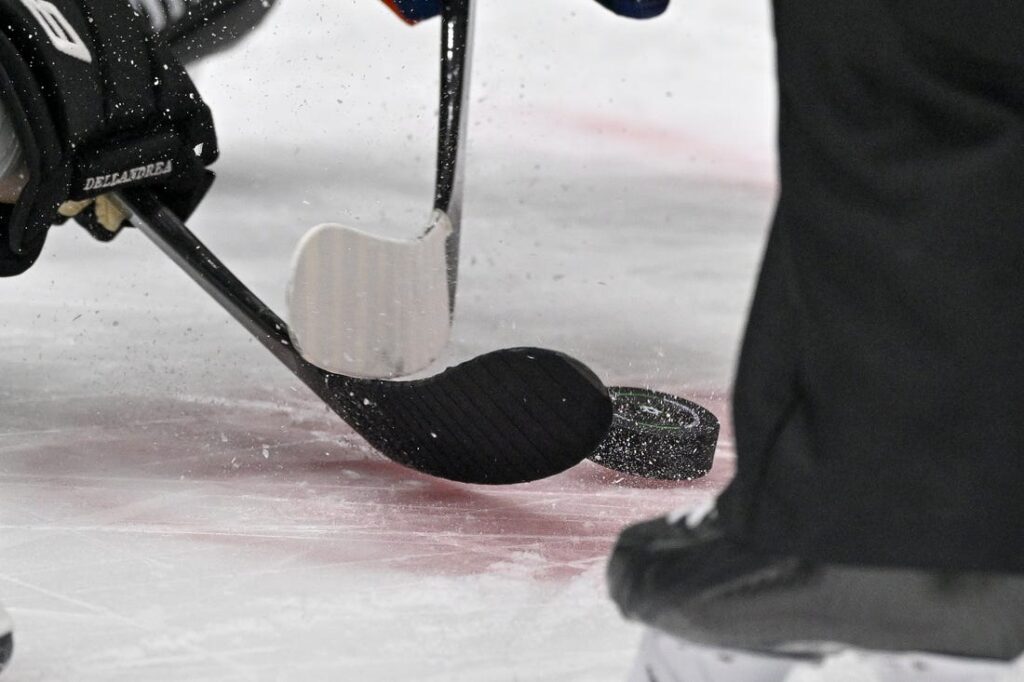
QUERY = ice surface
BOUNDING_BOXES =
[0,0,775,679]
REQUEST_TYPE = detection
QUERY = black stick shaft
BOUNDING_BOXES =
[115,189,343,400]
[435,0,474,312]
[434,0,472,219]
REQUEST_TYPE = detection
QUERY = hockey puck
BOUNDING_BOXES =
[589,387,719,480]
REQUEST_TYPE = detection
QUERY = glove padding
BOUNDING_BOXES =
[0,0,218,276]
[382,0,668,24]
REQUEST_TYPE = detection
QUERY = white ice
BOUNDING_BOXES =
[0,0,776,679]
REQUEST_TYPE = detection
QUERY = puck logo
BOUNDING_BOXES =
[20,0,92,63]
[83,160,174,192]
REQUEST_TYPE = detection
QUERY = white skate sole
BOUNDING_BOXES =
[629,629,1023,682]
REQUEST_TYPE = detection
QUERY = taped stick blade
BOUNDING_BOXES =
[288,211,452,378]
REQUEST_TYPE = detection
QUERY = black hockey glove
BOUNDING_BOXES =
[0,0,219,277]
[383,0,669,24]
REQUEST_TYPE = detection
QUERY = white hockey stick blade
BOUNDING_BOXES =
[287,210,452,379]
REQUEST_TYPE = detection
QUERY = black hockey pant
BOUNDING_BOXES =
[717,0,1024,572]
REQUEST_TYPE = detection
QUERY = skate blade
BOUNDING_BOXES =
[630,630,1023,682]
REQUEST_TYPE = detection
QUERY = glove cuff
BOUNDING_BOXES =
[0,0,218,275]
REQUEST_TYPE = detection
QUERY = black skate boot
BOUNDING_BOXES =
[129,0,279,63]
[609,501,1024,680]
[0,605,11,673]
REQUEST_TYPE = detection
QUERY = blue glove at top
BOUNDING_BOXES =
[382,0,668,24]
[381,0,440,23]
[592,0,670,18]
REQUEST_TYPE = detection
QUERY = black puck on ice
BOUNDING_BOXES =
[589,387,719,480]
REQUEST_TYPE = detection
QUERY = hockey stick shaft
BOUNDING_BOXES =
[436,0,473,309]
[116,189,332,398]
[434,0,471,218]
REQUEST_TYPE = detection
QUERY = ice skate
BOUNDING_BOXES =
[0,606,10,674]
[610,503,1024,680]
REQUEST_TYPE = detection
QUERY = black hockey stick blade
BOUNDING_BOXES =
[330,347,613,483]
[116,189,613,484]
